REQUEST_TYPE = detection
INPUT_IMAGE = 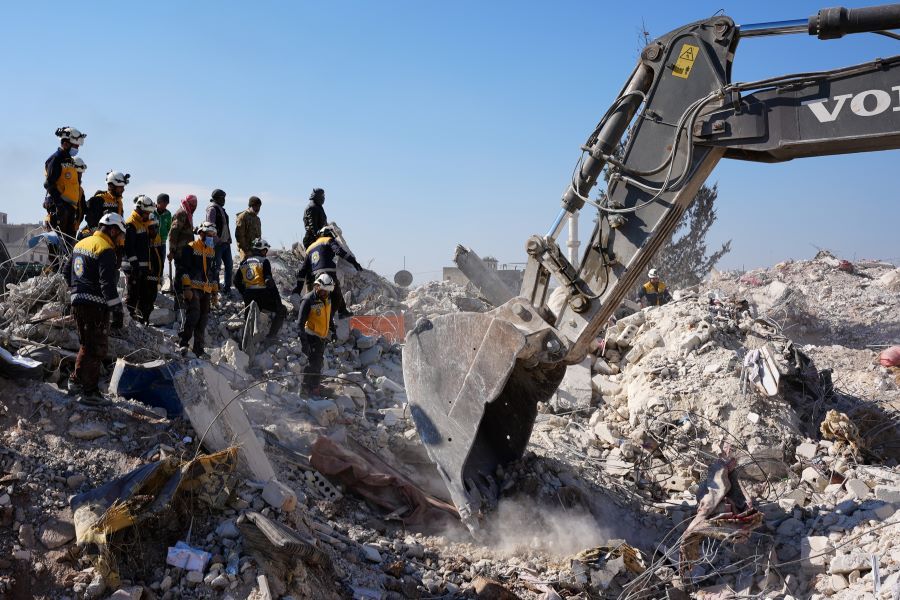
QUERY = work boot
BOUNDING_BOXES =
[67,380,83,397]
[78,390,111,407]
[179,345,191,358]
[194,348,210,360]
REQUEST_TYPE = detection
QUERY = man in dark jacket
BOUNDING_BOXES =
[294,224,362,318]
[235,238,286,340]
[44,126,86,266]
[302,188,327,249]
[123,195,156,319]
[298,273,335,396]
[140,212,164,325]
[64,212,125,405]
[205,189,233,294]
[235,196,262,260]
[179,221,219,358]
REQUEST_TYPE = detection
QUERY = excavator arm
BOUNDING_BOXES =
[404,4,900,533]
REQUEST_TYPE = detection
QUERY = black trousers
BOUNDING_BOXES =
[138,278,159,324]
[179,291,210,353]
[243,288,286,337]
[302,336,326,393]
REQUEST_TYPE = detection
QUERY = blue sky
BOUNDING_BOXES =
[2,1,898,284]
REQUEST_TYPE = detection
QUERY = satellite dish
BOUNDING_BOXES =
[393,269,413,287]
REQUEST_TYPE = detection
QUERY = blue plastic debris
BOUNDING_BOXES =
[108,359,184,416]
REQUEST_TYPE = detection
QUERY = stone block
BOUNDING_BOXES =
[795,442,818,460]
[261,478,297,512]
[845,479,869,500]
[875,485,900,504]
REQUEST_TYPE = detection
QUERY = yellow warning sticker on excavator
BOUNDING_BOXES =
[672,43,699,79]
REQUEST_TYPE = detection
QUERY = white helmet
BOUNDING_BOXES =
[648,268,659,279]
[196,221,217,235]
[98,212,126,233]
[134,195,155,213]
[314,273,335,292]
[73,157,87,173]
[318,222,341,237]
[55,126,86,146]
[106,171,130,187]
[251,238,270,251]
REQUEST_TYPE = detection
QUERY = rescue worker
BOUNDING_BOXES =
[167,194,198,308]
[234,196,262,260]
[179,221,218,358]
[63,212,126,405]
[298,273,336,396]
[155,193,172,260]
[124,195,156,319]
[139,212,164,325]
[302,188,327,249]
[295,224,362,318]
[638,268,672,308]
[44,126,86,266]
[72,158,87,237]
[84,171,129,231]
[205,189,234,295]
[234,238,286,340]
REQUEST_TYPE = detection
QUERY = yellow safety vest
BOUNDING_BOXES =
[241,257,267,289]
[305,296,332,339]
[48,162,81,206]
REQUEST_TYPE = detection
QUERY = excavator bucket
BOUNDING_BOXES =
[403,307,565,532]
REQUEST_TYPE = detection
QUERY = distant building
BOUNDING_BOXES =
[0,212,49,264]
[442,256,525,292]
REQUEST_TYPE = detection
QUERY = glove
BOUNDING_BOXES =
[183,288,194,302]
[111,309,124,330]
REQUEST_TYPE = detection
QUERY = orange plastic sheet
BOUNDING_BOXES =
[349,313,405,343]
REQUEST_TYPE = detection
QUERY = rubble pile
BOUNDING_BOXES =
[711,250,900,348]
[1,252,899,599]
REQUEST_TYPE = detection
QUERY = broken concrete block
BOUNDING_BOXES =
[801,536,831,571]
[845,479,869,500]
[593,357,618,376]
[335,317,351,343]
[802,467,828,492]
[593,422,620,446]
[356,335,378,350]
[173,364,277,482]
[306,398,339,427]
[829,551,871,574]
[554,357,593,411]
[592,374,623,398]
[875,485,900,504]
[40,519,75,549]
[148,308,176,326]
[615,324,639,348]
[358,345,383,367]
[68,422,108,441]
[261,478,298,512]
[376,376,404,394]
[680,334,702,354]
[795,442,818,461]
